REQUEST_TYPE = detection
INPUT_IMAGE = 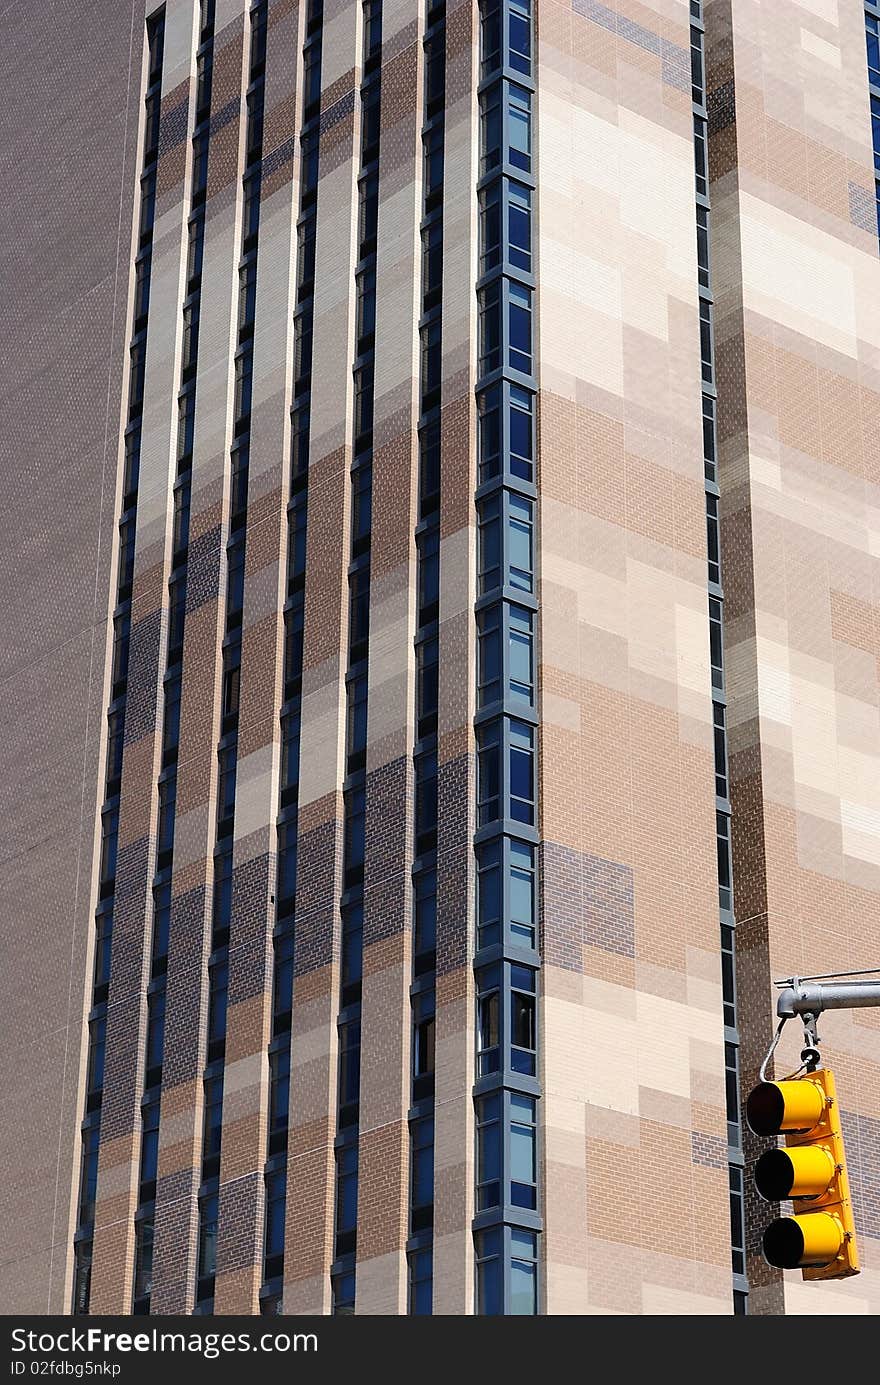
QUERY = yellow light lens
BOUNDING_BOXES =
[763,1213,843,1269]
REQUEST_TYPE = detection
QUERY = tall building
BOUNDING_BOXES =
[1,0,879,1318]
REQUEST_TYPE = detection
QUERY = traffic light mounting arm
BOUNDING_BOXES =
[760,974,880,1079]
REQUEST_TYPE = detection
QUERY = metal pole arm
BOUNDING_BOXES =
[777,981,880,1018]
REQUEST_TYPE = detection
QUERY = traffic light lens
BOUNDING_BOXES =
[763,1217,805,1268]
[754,1146,836,1201]
[745,1079,824,1136]
[763,1213,843,1270]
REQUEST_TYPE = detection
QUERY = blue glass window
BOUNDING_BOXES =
[510,963,536,1074]
[412,990,436,1099]
[87,1016,106,1098]
[335,1143,358,1251]
[475,1226,502,1314]
[478,385,502,481]
[476,839,502,948]
[477,973,500,1075]
[408,1246,433,1315]
[415,750,438,855]
[277,814,298,914]
[476,1092,501,1208]
[265,1169,286,1259]
[162,672,181,764]
[94,905,113,994]
[140,1098,160,1192]
[478,605,502,707]
[341,900,363,1005]
[146,987,166,1078]
[157,773,176,860]
[135,1219,154,1301]
[509,1228,538,1314]
[410,1115,435,1225]
[417,524,440,625]
[343,786,365,888]
[269,1046,289,1140]
[508,182,531,272]
[480,182,502,274]
[480,86,502,174]
[203,1074,223,1160]
[207,958,228,1057]
[508,493,534,591]
[508,282,531,374]
[152,879,171,969]
[509,720,535,824]
[414,870,437,967]
[508,606,533,704]
[272,931,295,1032]
[508,87,531,171]
[477,722,501,825]
[479,279,502,375]
[78,1124,100,1225]
[338,1020,361,1123]
[480,0,501,76]
[508,0,531,76]
[868,15,880,88]
[212,844,232,937]
[510,1093,537,1208]
[416,636,438,738]
[198,1194,218,1279]
[509,840,535,947]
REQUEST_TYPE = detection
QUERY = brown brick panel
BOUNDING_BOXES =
[100,840,152,1012]
[318,94,356,176]
[161,883,211,1090]
[691,1131,728,1170]
[157,87,190,200]
[355,1120,409,1260]
[227,853,274,983]
[438,396,471,538]
[300,448,348,673]
[99,992,147,1146]
[122,608,165,746]
[435,753,470,978]
[362,756,409,946]
[151,1178,198,1314]
[376,38,419,184]
[541,841,635,971]
[256,4,300,194]
[243,487,285,568]
[217,1169,263,1276]
[186,523,224,613]
[292,819,342,976]
[174,601,223,787]
[283,1143,335,1303]
[159,91,190,156]
[321,67,357,115]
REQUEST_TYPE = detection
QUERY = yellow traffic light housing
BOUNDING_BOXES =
[746,1068,859,1280]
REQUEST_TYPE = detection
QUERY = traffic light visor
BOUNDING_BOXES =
[746,1079,824,1136]
[754,1145,835,1200]
[763,1213,843,1270]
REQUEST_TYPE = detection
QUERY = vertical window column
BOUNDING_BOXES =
[258,0,326,1319]
[330,0,383,1319]
[192,0,267,1315]
[692,3,747,1316]
[866,4,880,244]
[473,0,540,1317]
[72,5,167,1317]
[131,0,218,1317]
[406,0,446,1319]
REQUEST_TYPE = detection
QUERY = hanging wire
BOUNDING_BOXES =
[759,1015,789,1083]
[774,967,880,985]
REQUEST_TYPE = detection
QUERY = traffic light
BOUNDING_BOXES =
[746,1067,859,1280]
